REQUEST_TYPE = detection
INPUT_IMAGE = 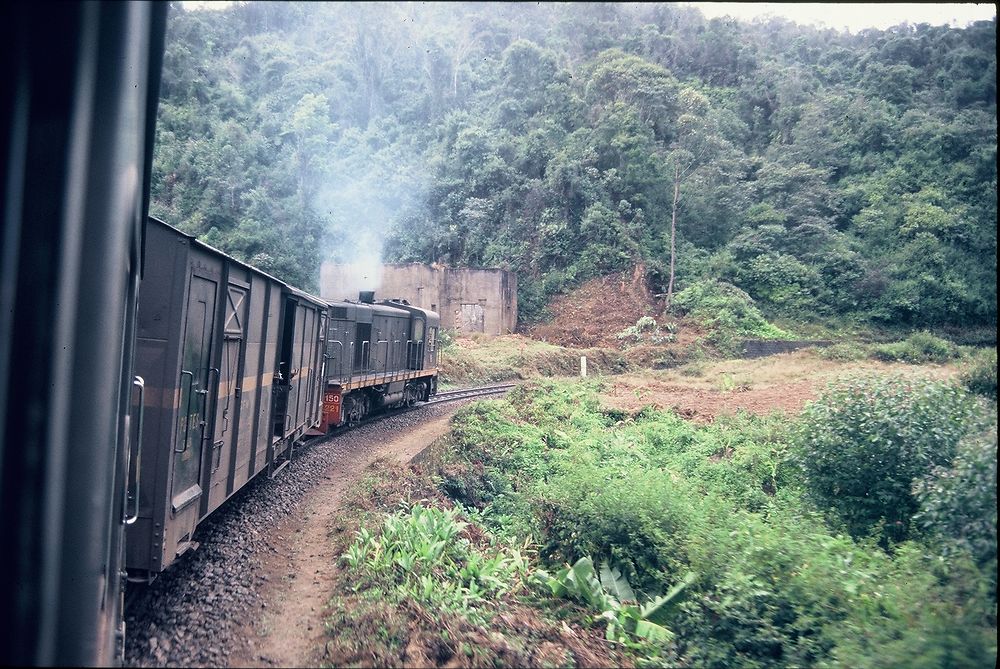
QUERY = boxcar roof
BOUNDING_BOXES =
[148,215,327,307]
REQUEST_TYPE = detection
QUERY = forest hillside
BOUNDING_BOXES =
[150,2,996,330]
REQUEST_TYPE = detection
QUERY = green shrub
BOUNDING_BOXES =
[675,508,880,668]
[437,327,456,351]
[737,252,824,315]
[816,341,868,361]
[672,280,792,355]
[913,428,997,579]
[341,504,528,620]
[793,374,982,543]
[641,412,799,512]
[823,544,996,669]
[534,556,695,646]
[871,330,958,364]
[437,381,996,668]
[960,348,997,399]
[533,465,699,596]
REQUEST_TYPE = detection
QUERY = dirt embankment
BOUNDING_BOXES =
[228,409,461,668]
[231,403,628,669]
[528,267,660,349]
[600,376,817,423]
[526,267,705,354]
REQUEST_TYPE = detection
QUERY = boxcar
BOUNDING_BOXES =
[127,217,326,578]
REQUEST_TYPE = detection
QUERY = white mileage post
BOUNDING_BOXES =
[580,356,587,378]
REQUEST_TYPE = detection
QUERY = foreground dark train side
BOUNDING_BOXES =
[127,217,439,579]
[1,3,167,665]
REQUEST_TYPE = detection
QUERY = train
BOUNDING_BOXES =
[0,3,437,664]
[127,217,439,578]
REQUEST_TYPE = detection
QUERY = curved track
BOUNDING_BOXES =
[426,382,518,405]
[124,382,517,666]
[324,382,518,434]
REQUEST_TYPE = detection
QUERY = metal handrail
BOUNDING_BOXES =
[200,367,219,452]
[124,376,144,525]
[176,370,194,453]
[376,340,388,382]
[327,340,343,380]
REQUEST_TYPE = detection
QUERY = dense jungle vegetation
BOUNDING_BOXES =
[150,2,996,329]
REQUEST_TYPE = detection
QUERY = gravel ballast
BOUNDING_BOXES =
[124,402,471,667]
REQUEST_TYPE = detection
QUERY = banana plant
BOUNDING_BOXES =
[535,556,696,645]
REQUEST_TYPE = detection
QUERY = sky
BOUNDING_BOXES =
[680,3,996,32]
[183,1,996,33]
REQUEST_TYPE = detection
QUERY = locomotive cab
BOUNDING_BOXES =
[380,299,441,372]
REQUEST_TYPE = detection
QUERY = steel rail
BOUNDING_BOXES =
[307,382,517,440]
[427,383,517,404]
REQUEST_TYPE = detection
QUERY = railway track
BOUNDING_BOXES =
[309,382,517,438]
[425,382,518,404]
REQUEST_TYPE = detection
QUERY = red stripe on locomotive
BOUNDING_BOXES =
[321,386,342,430]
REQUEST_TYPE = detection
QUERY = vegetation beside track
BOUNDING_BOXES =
[437,333,628,387]
[323,365,997,667]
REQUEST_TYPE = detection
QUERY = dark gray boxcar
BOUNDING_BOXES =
[127,218,324,576]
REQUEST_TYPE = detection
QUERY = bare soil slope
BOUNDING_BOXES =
[598,353,962,423]
[229,412,460,668]
[601,376,817,423]
[528,267,660,348]
[527,267,704,351]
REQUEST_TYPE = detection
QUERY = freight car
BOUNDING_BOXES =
[126,217,327,577]
[127,217,439,580]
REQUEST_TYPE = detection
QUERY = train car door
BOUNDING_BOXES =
[171,275,217,514]
[427,326,439,367]
[292,302,307,426]
[206,282,248,512]
[275,297,298,436]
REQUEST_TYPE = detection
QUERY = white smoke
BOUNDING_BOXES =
[313,134,429,302]
[301,4,433,301]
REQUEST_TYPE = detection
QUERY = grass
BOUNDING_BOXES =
[432,379,996,667]
[438,333,628,386]
[320,458,631,668]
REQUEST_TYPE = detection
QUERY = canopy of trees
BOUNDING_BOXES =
[150,2,996,328]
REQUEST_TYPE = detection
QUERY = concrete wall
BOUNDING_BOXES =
[320,263,517,335]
